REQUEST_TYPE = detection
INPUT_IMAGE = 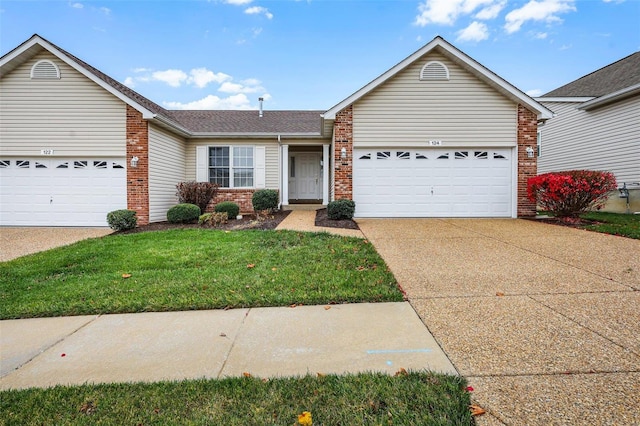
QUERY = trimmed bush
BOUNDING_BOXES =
[527,170,617,217]
[327,199,356,220]
[252,189,279,212]
[176,181,219,213]
[198,212,228,227]
[215,201,240,219]
[106,209,137,231]
[167,203,201,224]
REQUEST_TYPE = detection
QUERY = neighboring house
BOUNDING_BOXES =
[536,52,640,213]
[0,34,552,226]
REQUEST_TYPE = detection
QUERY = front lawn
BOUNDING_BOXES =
[579,211,640,239]
[0,372,472,425]
[0,229,402,319]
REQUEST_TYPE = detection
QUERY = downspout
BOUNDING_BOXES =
[277,134,282,209]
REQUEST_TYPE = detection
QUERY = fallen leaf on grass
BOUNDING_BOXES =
[469,404,486,416]
[271,267,277,271]
[122,273,132,279]
[394,368,408,376]
[243,372,252,378]
[247,264,255,269]
[297,411,313,426]
[79,401,96,415]
[317,372,326,377]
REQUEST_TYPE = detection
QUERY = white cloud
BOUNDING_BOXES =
[219,79,265,94]
[164,94,254,110]
[526,89,543,97]
[100,6,111,15]
[415,0,500,26]
[224,0,253,4]
[456,21,490,42]
[133,67,151,73]
[123,77,135,88]
[533,31,548,39]
[70,2,84,9]
[151,69,188,87]
[559,43,572,50]
[504,0,576,34]
[188,68,231,88]
[475,1,506,19]
[245,6,273,19]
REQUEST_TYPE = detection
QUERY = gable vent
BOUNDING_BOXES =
[31,60,60,79]
[420,61,449,81]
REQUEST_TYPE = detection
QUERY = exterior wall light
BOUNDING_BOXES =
[130,156,139,168]
[341,147,347,159]
[525,146,535,158]
[619,183,629,199]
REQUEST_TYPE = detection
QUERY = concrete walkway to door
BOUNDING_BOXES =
[358,218,640,425]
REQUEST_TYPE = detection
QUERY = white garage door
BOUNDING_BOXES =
[0,158,127,226]
[353,149,513,217]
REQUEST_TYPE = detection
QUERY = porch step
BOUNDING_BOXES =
[283,204,326,211]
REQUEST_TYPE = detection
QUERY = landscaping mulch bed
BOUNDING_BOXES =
[119,210,291,234]
[315,208,360,230]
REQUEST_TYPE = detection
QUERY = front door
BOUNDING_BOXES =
[289,153,322,200]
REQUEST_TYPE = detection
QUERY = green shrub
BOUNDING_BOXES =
[106,209,137,231]
[198,212,228,227]
[252,189,279,212]
[328,199,356,220]
[176,181,219,213]
[167,203,201,224]
[215,201,240,219]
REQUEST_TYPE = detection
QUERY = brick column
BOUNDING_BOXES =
[126,105,149,225]
[334,105,353,200]
[517,104,538,217]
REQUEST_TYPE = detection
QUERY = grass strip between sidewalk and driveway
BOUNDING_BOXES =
[0,372,472,425]
[0,229,402,319]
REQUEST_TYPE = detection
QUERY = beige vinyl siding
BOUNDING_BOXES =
[353,51,517,148]
[0,51,126,156]
[185,140,280,189]
[148,124,187,223]
[538,97,640,183]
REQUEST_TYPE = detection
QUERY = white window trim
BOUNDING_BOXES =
[537,130,542,157]
[196,144,266,189]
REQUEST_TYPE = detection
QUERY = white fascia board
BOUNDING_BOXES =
[535,97,595,103]
[578,84,640,110]
[4,35,156,119]
[324,36,554,120]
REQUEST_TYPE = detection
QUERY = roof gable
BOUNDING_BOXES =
[324,36,553,120]
[543,52,640,97]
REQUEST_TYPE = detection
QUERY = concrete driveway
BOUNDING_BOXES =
[0,228,112,262]
[358,218,640,425]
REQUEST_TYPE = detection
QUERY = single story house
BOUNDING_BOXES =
[0,34,552,226]
[536,52,640,213]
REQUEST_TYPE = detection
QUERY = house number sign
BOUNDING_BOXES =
[41,149,55,155]
[429,140,443,146]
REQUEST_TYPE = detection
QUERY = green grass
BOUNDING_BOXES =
[0,229,402,319]
[579,212,640,239]
[0,372,472,425]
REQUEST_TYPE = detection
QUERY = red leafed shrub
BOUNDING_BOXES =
[527,170,616,217]
[176,181,219,214]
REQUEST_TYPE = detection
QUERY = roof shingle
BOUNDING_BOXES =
[543,52,640,97]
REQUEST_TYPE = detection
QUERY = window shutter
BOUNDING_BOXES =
[196,146,208,182]
[255,146,266,189]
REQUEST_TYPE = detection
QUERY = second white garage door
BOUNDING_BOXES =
[352,148,513,217]
[0,158,127,226]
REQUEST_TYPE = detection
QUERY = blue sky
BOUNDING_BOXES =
[1,0,639,111]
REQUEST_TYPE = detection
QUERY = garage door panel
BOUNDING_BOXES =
[353,148,512,218]
[0,158,126,226]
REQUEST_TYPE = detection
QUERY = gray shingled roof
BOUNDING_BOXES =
[543,51,640,97]
[37,35,323,135]
[171,110,323,134]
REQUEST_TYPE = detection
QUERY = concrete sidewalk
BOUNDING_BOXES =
[0,302,456,390]
[276,210,364,238]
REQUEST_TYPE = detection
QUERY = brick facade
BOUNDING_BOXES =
[516,104,538,217]
[208,189,258,214]
[125,105,150,225]
[333,105,353,200]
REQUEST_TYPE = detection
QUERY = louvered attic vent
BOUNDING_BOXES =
[420,61,449,81]
[31,60,60,79]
